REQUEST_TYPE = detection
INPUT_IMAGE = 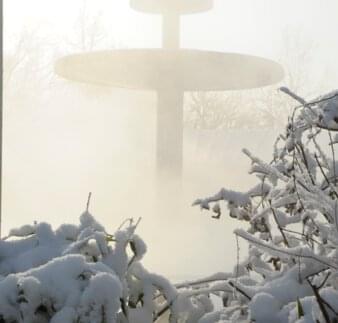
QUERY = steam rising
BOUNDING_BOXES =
[3,0,338,280]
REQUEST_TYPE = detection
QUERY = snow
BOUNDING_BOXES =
[78,272,122,323]
[2,88,338,322]
[314,90,338,130]
[194,187,251,209]
[0,212,215,322]
[249,292,280,323]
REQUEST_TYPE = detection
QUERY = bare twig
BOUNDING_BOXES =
[280,87,307,105]
[228,281,251,300]
[306,278,331,323]
[314,154,338,199]
[86,192,92,212]
[318,272,331,290]
[235,231,338,269]
[328,130,337,185]
[269,200,289,247]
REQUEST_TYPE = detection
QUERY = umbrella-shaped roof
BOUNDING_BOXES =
[55,49,284,92]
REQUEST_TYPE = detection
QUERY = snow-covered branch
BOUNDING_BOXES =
[193,88,338,323]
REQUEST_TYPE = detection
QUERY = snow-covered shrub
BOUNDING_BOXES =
[191,88,338,322]
[0,210,213,322]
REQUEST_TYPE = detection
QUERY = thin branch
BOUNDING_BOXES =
[280,87,307,105]
[235,231,338,270]
[86,192,92,212]
[328,130,337,185]
[117,218,133,230]
[318,272,331,290]
[295,143,315,185]
[306,278,331,323]
[314,154,338,199]
[175,273,231,289]
[269,200,289,247]
[305,267,330,280]
[228,281,251,300]
[281,227,322,246]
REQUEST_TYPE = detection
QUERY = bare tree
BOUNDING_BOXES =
[254,29,326,128]
[185,92,243,130]
[184,30,327,130]
[55,0,122,98]
[4,27,53,110]
[66,0,107,53]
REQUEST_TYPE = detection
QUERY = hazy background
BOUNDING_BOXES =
[3,0,338,280]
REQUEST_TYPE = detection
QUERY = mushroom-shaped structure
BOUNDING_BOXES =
[55,50,283,91]
[130,0,214,14]
[55,0,284,177]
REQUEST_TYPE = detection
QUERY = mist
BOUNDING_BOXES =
[3,0,338,281]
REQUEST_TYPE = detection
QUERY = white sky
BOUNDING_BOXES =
[5,0,338,87]
[4,0,338,49]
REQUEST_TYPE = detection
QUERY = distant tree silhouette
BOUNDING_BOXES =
[184,31,327,130]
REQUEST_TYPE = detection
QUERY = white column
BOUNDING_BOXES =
[156,89,184,178]
[162,12,180,49]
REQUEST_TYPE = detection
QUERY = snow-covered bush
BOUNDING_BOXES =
[191,88,338,322]
[0,207,214,322]
[4,88,338,323]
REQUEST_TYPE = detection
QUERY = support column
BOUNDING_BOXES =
[156,89,184,179]
[157,11,184,179]
[162,12,180,49]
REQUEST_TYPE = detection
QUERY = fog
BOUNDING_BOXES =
[3,0,338,280]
